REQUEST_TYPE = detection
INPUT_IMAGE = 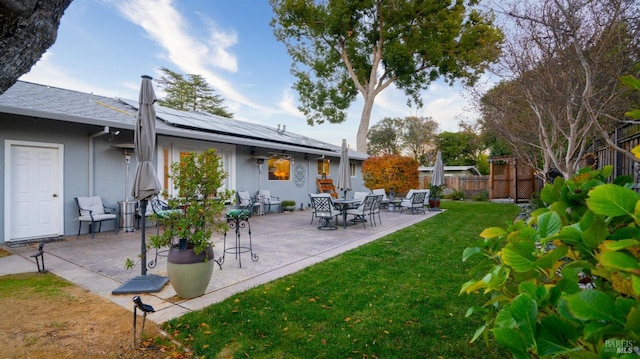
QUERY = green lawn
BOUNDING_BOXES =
[164,201,520,358]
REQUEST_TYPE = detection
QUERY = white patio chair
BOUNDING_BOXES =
[310,194,339,230]
[74,196,118,238]
[371,188,390,209]
[345,194,377,229]
[258,189,281,213]
[399,190,429,214]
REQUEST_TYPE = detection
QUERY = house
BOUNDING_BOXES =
[418,165,481,179]
[0,81,368,243]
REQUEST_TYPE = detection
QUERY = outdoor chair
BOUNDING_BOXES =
[399,190,429,214]
[310,194,339,230]
[135,199,154,229]
[345,194,377,229]
[258,189,281,213]
[370,194,384,226]
[309,193,332,224]
[236,191,254,210]
[371,188,390,209]
[352,191,369,202]
[74,196,118,238]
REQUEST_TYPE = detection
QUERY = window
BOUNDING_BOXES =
[317,159,330,176]
[350,162,356,177]
[268,154,291,180]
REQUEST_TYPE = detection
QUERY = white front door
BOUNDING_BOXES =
[4,141,64,241]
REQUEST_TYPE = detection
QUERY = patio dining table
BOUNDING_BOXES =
[332,198,361,229]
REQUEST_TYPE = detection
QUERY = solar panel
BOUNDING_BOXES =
[118,98,335,150]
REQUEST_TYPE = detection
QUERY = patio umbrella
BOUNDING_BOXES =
[430,150,445,211]
[336,139,352,199]
[113,75,167,294]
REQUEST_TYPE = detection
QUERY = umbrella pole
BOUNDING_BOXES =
[140,199,148,276]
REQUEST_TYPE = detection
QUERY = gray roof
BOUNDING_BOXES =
[419,166,481,175]
[0,81,367,160]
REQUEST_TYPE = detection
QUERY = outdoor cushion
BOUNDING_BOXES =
[371,189,389,201]
[353,191,369,201]
[77,196,107,216]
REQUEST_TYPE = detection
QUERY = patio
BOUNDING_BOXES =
[2,206,440,323]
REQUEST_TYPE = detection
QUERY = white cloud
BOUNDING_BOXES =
[20,52,134,99]
[277,88,304,118]
[113,0,264,110]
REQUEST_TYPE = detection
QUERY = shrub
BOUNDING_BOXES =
[444,190,466,200]
[470,190,489,201]
[281,200,296,207]
[361,155,419,195]
[461,165,640,357]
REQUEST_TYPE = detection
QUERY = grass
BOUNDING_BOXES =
[0,272,72,300]
[164,201,520,358]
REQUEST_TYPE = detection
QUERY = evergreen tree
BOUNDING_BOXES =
[156,67,233,118]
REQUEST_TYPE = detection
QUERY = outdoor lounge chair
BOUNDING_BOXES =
[399,190,429,214]
[74,196,118,238]
[345,194,377,229]
[310,194,339,230]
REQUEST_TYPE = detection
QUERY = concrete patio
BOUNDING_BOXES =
[1,206,440,323]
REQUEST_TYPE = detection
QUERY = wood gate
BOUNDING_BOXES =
[490,157,537,202]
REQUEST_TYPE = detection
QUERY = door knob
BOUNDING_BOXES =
[53,194,58,198]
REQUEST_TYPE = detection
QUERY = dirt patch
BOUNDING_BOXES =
[0,272,190,358]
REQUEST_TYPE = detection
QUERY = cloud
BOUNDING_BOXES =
[113,0,265,110]
[20,52,134,99]
[277,88,304,118]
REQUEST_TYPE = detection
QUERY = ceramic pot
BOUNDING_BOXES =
[167,244,214,299]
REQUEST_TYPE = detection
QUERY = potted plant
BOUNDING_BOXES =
[281,200,296,212]
[428,184,444,209]
[149,149,232,299]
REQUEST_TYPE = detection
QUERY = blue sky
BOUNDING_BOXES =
[20,0,476,148]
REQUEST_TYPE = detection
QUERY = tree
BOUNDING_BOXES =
[156,67,233,118]
[366,117,403,156]
[361,155,418,195]
[435,131,481,166]
[0,0,73,94]
[270,0,503,152]
[402,116,439,165]
[479,0,640,179]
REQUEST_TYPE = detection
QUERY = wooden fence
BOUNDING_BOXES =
[421,175,490,198]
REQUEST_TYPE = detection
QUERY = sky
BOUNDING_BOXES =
[20,0,478,149]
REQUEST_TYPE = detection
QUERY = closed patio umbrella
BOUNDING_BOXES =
[113,75,167,294]
[430,150,445,211]
[336,139,352,199]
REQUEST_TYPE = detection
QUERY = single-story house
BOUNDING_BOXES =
[0,81,368,243]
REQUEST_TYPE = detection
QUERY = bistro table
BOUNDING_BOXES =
[332,198,361,229]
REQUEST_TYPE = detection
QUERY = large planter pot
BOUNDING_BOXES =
[282,206,296,212]
[429,197,441,209]
[167,245,214,299]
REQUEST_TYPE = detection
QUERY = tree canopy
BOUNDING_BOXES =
[478,0,640,179]
[270,0,503,152]
[156,67,233,118]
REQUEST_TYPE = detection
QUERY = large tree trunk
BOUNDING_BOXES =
[356,94,375,153]
[0,0,73,94]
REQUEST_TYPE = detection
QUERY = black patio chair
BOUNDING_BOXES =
[310,195,339,230]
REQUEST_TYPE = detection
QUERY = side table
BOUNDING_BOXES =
[218,209,259,268]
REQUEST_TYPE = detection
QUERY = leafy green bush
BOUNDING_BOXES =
[471,190,489,201]
[461,165,640,357]
[445,190,466,200]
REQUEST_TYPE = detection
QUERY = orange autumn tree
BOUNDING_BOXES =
[362,155,419,195]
